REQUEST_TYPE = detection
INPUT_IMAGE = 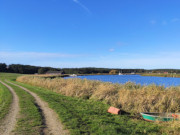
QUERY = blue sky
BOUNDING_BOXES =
[0,0,180,69]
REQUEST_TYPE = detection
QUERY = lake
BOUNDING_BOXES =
[64,75,180,87]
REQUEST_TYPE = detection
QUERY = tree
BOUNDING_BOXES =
[38,68,49,74]
[109,70,118,75]
[0,63,7,72]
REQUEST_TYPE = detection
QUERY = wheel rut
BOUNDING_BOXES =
[0,81,19,135]
[6,81,69,135]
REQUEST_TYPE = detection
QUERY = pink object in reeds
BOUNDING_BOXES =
[107,106,120,115]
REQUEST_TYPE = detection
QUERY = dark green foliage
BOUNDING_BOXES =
[62,67,111,74]
[7,64,61,74]
[8,64,39,74]
[38,68,49,74]
[0,63,7,72]
[38,67,61,74]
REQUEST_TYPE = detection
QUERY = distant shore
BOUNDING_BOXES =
[141,73,180,78]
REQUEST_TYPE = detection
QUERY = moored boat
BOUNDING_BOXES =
[140,112,180,122]
[69,74,77,77]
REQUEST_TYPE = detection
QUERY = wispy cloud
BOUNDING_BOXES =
[0,51,78,59]
[162,20,167,25]
[96,51,180,69]
[171,18,180,22]
[117,42,124,46]
[149,18,180,26]
[0,51,83,67]
[73,0,91,14]
[150,20,156,25]
[109,48,115,52]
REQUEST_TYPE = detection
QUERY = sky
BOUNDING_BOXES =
[0,0,180,69]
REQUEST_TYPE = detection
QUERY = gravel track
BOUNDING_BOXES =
[0,81,19,135]
[7,81,69,135]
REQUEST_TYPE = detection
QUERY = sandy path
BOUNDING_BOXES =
[0,81,19,135]
[6,81,69,135]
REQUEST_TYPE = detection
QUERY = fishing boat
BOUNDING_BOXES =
[140,112,180,122]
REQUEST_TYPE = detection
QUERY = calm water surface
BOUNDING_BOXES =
[65,75,180,87]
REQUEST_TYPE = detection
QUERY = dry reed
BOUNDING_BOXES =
[17,75,180,114]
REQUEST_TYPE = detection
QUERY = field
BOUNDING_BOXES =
[0,73,180,134]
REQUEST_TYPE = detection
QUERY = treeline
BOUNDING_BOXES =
[62,68,110,74]
[147,69,180,74]
[0,63,180,74]
[0,63,61,74]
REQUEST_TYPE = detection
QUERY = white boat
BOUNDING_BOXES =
[118,71,123,75]
[70,74,77,77]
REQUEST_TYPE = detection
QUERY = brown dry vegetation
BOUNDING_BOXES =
[16,75,180,114]
[142,73,180,78]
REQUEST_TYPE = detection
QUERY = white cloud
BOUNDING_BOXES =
[73,0,91,14]
[1,51,180,69]
[95,51,180,69]
[0,51,83,67]
[171,18,180,22]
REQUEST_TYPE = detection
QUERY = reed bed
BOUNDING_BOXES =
[17,75,180,114]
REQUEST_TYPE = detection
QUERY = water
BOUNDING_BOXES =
[64,75,180,87]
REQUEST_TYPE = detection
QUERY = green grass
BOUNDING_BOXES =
[5,81,44,135]
[0,72,23,81]
[0,83,12,120]
[12,80,162,135]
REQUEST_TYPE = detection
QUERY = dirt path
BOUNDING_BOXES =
[0,81,19,135]
[6,81,69,135]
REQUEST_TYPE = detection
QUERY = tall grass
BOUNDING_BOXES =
[17,75,180,113]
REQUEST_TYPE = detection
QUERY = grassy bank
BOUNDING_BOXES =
[141,73,180,78]
[17,75,180,113]
[0,83,12,120]
[0,73,22,80]
[1,73,180,134]
[6,81,44,135]
[12,80,162,135]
